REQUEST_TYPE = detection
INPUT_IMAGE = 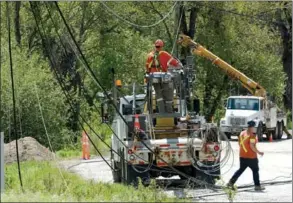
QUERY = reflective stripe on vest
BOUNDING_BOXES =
[239,134,250,153]
[148,51,162,72]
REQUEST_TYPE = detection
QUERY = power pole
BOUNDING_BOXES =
[0,132,4,193]
[173,1,181,58]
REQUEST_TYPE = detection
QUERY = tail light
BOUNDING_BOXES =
[128,149,133,154]
[214,145,220,152]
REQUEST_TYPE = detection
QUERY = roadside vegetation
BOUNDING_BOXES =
[3,161,184,202]
[1,1,291,151]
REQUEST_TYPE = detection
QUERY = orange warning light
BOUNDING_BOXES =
[115,80,122,87]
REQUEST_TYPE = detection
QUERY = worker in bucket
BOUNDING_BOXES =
[145,39,182,113]
[227,120,265,191]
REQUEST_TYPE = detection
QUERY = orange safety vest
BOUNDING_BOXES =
[239,130,257,159]
[145,50,179,73]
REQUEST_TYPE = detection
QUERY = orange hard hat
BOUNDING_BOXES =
[155,39,164,47]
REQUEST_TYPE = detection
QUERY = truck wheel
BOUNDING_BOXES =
[277,121,283,140]
[194,163,220,186]
[179,166,193,180]
[272,124,278,140]
[257,123,264,142]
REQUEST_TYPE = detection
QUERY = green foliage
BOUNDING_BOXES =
[0,1,290,148]
[3,161,182,202]
[216,177,238,202]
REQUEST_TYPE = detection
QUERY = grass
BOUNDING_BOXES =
[2,161,184,202]
[56,148,81,159]
[56,135,111,159]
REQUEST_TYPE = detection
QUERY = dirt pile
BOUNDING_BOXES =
[4,137,55,164]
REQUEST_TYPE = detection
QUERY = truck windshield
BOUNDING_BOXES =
[227,98,259,111]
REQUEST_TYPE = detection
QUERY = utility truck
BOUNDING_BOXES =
[177,34,291,141]
[101,58,222,186]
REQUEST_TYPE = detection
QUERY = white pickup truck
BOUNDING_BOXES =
[220,95,287,141]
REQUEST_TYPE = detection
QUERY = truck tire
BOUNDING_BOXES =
[272,123,278,140]
[194,162,220,186]
[257,123,264,142]
[277,121,283,140]
[179,166,193,180]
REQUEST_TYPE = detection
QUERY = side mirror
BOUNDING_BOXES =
[193,98,200,114]
[101,103,109,123]
[223,99,227,108]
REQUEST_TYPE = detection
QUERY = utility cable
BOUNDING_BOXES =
[0,2,2,134]
[53,1,230,187]
[42,1,232,188]
[196,2,291,26]
[34,82,70,192]
[36,2,151,168]
[29,3,137,184]
[6,2,23,190]
[100,1,177,28]
[171,3,183,56]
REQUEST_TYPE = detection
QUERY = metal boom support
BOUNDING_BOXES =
[177,34,266,97]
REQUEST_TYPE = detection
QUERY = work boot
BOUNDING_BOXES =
[226,182,236,190]
[255,185,265,191]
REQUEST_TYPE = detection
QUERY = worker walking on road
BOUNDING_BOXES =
[145,39,182,113]
[227,120,265,191]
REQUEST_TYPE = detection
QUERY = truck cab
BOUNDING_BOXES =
[220,95,286,141]
[220,96,264,137]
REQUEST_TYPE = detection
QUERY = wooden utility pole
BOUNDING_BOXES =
[173,1,181,58]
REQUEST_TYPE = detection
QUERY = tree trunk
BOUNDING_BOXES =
[276,5,292,110]
[14,2,21,46]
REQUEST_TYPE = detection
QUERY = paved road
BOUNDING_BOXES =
[60,134,292,202]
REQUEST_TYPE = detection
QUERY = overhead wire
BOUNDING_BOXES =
[0,2,2,134]
[34,82,70,192]
[44,3,167,175]
[30,1,234,188]
[100,1,178,28]
[53,1,202,185]
[30,2,156,184]
[29,1,114,172]
[42,2,151,166]
[51,1,236,188]
[196,2,291,25]
[6,1,23,190]
[171,3,183,56]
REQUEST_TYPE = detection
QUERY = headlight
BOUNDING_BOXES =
[221,120,226,124]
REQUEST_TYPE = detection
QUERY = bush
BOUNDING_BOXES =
[3,161,183,202]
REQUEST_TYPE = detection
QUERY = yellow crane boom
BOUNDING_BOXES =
[177,34,266,97]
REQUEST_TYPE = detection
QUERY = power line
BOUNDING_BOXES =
[43,2,159,169]
[0,2,2,134]
[34,82,70,192]
[6,2,23,190]
[52,0,234,187]
[197,3,291,25]
[100,1,177,28]
[29,1,116,173]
